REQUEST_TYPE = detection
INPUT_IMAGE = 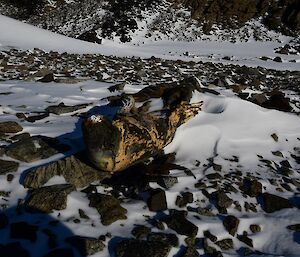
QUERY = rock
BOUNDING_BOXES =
[89,193,127,225]
[25,184,75,213]
[77,30,102,44]
[242,179,262,197]
[162,210,198,237]
[157,176,178,189]
[10,132,31,141]
[0,213,9,229]
[147,232,179,247]
[261,193,292,213]
[38,73,54,83]
[10,222,38,242]
[215,238,234,250]
[6,174,14,182]
[6,136,68,163]
[273,56,282,62]
[78,209,89,219]
[237,234,253,247]
[176,192,193,208]
[132,225,151,239]
[23,152,110,189]
[214,190,233,210]
[196,207,214,216]
[223,215,240,236]
[203,239,223,257]
[181,246,199,257]
[287,224,300,232]
[0,159,19,175]
[204,230,217,242]
[46,102,88,115]
[206,173,222,180]
[250,224,261,233]
[43,248,74,257]
[115,239,171,257]
[262,91,292,112]
[0,121,23,134]
[0,242,30,257]
[147,188,167,212]
[65,236,105,256]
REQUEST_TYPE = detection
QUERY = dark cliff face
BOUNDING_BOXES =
[0,0,299,39]
[182,0,299,34]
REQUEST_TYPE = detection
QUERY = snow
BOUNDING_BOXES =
[0,14,299,71]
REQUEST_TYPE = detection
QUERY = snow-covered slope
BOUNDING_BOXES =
[0,15,299,71]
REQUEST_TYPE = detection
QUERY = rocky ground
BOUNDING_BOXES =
[0,48,300,257]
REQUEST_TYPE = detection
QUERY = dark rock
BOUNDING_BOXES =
[242,179,262,197]
[0,213,9,229]
[38,73,54,83]
[0,159,19,175]
[10,132,31,141]
[46,102,88,115]
[89,193,127,225]
[77,30,102,44]
[10,222,38,242]
[262,91,292,112]
[0,242,30,257]
[271,133,278,142]
[196,207,214,216]
[115,239,171,257]
[273,56,282,62]
[261,193,292,213]
[108,82,126,92]
[132,225,151,239]
[215,238,234,250]
[43,248,74,257]
[206,173,222,180]
[79,209,90,219]
[250,224,261,233]
[147,188,167,212]
[203,238,223,257]
[147,232,179,247]
[6,136,68,163]
[6,173,14,182]
[223,215,240,236]
[23,152,110,189]
[181,246,199,257]
[214,190,233,209]
[176,192,193,207]
[0,121,23,133]
[162,210,198,237]
[287,224,300,232]
[65,236,105,256]
[157,176,178,189]
[237,234,253,247]
[212,163,222,171]
[25,184,75,213]
[204,230,217,242]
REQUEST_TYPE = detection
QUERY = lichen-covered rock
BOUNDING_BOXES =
[89,193,127,225]
[0,159,19,175]
[6,136,69,163]
[25,184,75,213]
[23,152,110,189]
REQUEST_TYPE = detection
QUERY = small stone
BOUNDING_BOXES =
[89,193,127,225]
[131,225,151,239]
[204,230,217,242]
[237,234,253,247]
[223,215,240,236]
[261,193,292,213]
[287,224,300,232]
[214,190,233,209]
[157,176,178,189]
[65,236,105,256]
[215,238,234,250]
[115,239,171,257]
[271,133,278,142]
[25,184,75,213]
[10,222,38,242]
[206,173,223,180]
[250,224,261,233]
[6,174,14,182]
[213,163,222,171]
[273,56,282,62]
[162,210,198,237]
[0,159,19,175]
[46,102,88,115]
[147,188,167,212]
[242,179,262,197]
[0,121,23,134]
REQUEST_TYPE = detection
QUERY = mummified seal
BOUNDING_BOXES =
[82,77,203,173]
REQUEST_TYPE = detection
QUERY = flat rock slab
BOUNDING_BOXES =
[89,193,127,225]
[46,102,88,115]
[115,239,172,257]
[23,152,110,189]
[0,121,23,134]
[6,136,69,163]
[25,184,75,213]
[0,159,19,175]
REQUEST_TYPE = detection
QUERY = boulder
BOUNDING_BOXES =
[261,193,292,213]
[147,188,168,212]
[0,159,19,175]
[223,215,240,236]
[46,102,88,115]
[0,121,23,134]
